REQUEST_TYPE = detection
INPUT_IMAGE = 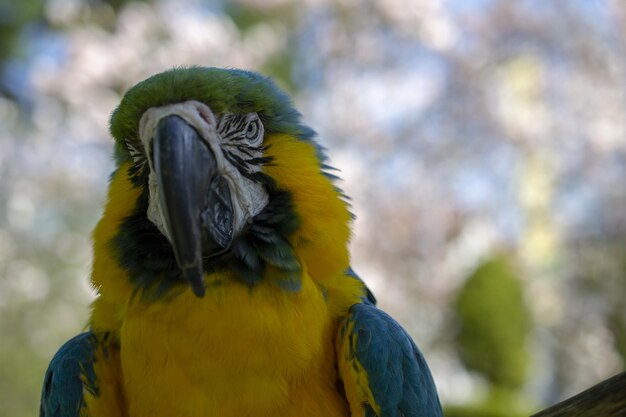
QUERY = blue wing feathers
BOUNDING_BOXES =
[40,332,98,417]
[347,302,443,417]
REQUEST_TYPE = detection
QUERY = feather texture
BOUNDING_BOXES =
[337,302,444,417]
[40,67,442,417]
[40,333,97,417]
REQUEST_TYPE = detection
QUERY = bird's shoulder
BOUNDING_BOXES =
[40,332,99,417]
[336,300,443,417]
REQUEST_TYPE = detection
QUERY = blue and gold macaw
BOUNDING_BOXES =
[40,67,443,417]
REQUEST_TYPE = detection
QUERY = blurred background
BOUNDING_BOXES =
[1,0,625,416]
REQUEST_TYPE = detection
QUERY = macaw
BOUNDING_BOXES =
[40,67,443,417]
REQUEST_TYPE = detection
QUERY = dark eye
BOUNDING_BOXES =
[245,120,259,139]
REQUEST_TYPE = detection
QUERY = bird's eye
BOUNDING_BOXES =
[245,120,259,140]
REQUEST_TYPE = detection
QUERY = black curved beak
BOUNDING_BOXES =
[152,115,217,298]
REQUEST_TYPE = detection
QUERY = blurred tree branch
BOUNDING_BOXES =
[531,371,626,417]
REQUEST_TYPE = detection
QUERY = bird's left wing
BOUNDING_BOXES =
[336,301,443,417]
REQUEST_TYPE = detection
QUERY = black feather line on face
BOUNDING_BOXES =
[221,149,249,172]
[219,114,252,143]
[232,144,255,158]
[220,148,274,183]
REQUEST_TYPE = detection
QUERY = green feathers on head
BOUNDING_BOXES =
[110,66,315,165]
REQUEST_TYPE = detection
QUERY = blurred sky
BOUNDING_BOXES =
[0,0,625,415]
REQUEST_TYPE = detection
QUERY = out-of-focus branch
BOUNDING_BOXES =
[531,371,626,416]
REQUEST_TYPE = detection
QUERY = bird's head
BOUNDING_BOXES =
[99,67,352,301]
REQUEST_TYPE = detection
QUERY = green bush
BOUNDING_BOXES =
[454,256,532,389]
[444,404,527,417]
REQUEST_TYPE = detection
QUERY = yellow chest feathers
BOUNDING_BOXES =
[117,274,350,417]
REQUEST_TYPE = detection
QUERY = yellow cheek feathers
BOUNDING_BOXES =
[90,163,140,332]
[263,134,352,286]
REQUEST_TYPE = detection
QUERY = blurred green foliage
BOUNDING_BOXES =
[444,385,534,417]
[454,256,532,389]
[449,256,534,416]
[445,404,527,417]
[0,0,44,61]
[226,1,297,92]
[226,1,294,33]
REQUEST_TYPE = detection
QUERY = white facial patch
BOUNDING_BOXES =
[138,100,269,245]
